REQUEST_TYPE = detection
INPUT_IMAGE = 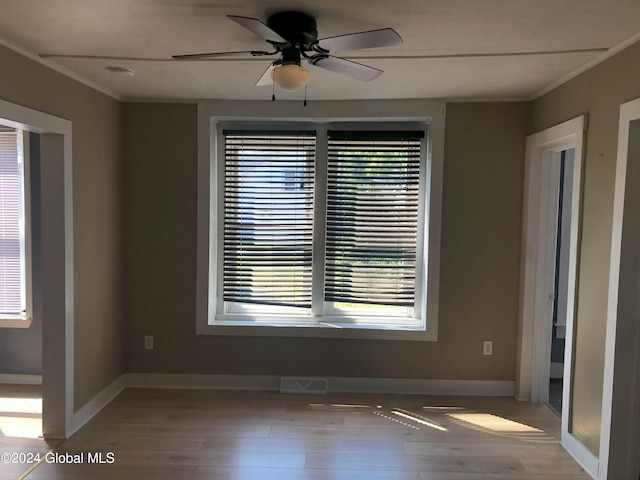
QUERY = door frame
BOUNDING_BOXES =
[598,97,640,479]
[0,98,74,438]
[516,115,595,474]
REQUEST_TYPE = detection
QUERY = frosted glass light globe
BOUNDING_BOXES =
[272,64,311,91]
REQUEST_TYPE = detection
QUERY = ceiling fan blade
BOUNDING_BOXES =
[316,28,402,53]
[311,56,383,82]
[172,50,271,60]
[228,15,288,44]
[256,64,275,86]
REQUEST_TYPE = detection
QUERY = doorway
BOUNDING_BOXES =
[598,97,640,479]
[517,115,596,474]
[0,98,75,439]
[547,147,575,416]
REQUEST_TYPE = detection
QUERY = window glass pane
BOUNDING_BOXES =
[0,128,26,317]
[223,132,315,310]
[325,132,422,316]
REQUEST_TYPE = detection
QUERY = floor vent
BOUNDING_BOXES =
[280,377,328,395]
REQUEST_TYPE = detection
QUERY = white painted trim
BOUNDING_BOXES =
[0,100,71,136]
[517,115,590,474]
[68,375,126,438]
[0,37,122,101]
[327,378,515,396]
[123,373,514,397]
[531,33,640,100]
[0,99,75,440]
[599,97,640,480]
[0,374,42,385]
[195,99,445,342]
[125,373,281,391]
[517,115,585,402]
[444,97,530,103]
[0,318,33,328]
[562,432,599,479]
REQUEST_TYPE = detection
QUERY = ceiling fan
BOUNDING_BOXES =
[172,11,402,91]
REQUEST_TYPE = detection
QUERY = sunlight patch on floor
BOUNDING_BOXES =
[447,413,542,433]
[391,408,448,432]
[0,395,43,439]
[0,397,42,414]
[308,403,376,410]
[422,405,466,411]
[0,415,42,438]
[373,410,420,430]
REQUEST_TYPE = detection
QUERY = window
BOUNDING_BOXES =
[215,125,427,330]
[0,126,31,327]
[196,101,444,340]
[324,131,423,321]
[223,131,315,313]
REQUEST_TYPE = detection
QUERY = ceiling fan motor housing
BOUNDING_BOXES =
[171,11,397,86]
[266,11,318,47]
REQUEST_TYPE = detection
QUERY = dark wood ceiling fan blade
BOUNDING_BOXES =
[228,15,288,44]
[311,56,383,82]
[316,28,402,53]
[172,50,271,60]
[256,64,275,86]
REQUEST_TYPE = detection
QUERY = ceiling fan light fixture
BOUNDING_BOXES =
[272,64,310,91]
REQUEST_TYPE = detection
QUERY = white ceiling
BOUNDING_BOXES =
[1,0,639,101]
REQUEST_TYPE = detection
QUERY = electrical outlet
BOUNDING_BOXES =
[483,341,493,355]
[144,335,154,350]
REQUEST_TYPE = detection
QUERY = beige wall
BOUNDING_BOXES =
[123,101,527,380]
[0,45,124,410]
[530,41,640,455]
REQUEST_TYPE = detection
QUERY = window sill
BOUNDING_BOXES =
[197,316,437,341]
[0,317,32,329]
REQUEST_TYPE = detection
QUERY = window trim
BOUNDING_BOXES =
[195,99,445,341]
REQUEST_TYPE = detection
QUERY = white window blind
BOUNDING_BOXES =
[0,128,26,317]
[223,130,316,309]
[325,130,423,311]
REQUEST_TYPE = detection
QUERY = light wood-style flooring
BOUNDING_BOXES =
[0,386,590,479]
[0,385,59,480]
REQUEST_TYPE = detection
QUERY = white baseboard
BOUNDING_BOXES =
[125,373,281,391]
[124,373,515,397]
[0,374,42,385]
[329,377,515,396]
[70,374,126,437]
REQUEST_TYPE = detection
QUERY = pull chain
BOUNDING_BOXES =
[303,84,307,107]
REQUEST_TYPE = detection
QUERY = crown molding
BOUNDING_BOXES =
[530,32,640,101]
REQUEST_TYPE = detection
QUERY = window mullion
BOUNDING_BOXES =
[414,132,428,321]
[311,126,328,318]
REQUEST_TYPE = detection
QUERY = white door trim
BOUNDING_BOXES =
[517,115,585,402]
[517,116,593,476]
[0,99,74,439]
[599,97,640,480]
